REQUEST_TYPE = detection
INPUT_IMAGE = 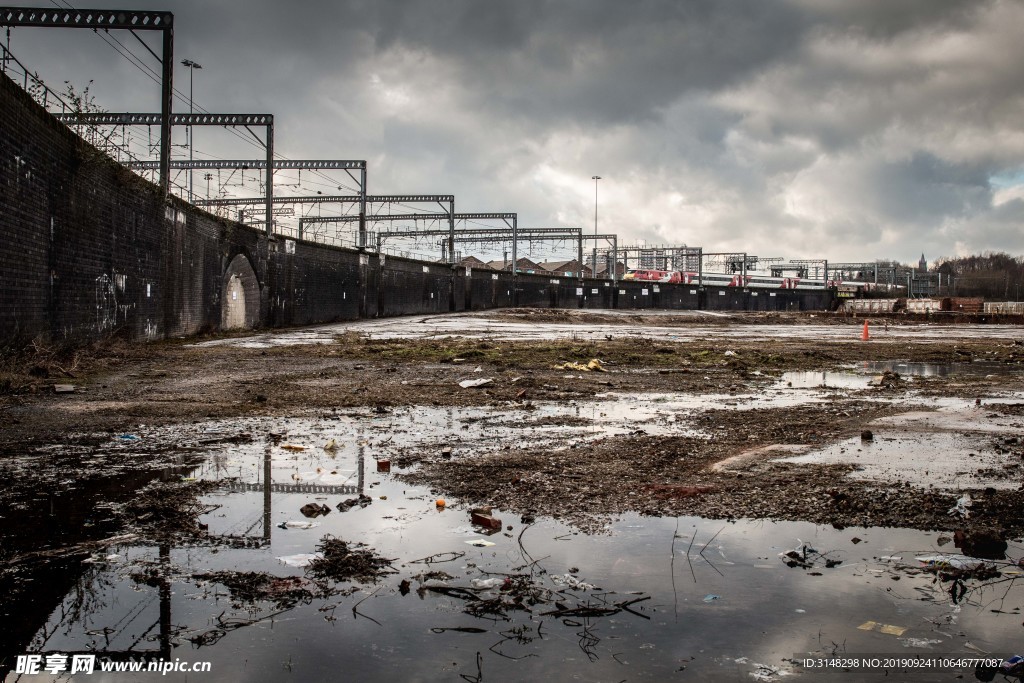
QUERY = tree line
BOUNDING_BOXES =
[932,252,1024,300]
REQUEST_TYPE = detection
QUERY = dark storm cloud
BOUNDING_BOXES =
[6,0,1024,261]
[352,0,811,127]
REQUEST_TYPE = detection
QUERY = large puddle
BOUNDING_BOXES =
[11,424,1024,682]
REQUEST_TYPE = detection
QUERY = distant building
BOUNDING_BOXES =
[484,257,543,273]
[918,254,927,272]
[457,255,492,270]
[536,259,592,277]
[596,261,626,278]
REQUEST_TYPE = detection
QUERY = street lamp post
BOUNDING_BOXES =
[591,175,601,277]
[181,58,202,202]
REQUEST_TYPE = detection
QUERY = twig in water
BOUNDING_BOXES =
[351,586,382,626]
[671,518,679,621]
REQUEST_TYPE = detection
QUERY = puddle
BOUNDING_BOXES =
[11,423,1024,683]
[855,360,1024,378]
[194,312,1024,348]
[778,371,873,389]
[778,400,1024,489]
[7,361,1024,680]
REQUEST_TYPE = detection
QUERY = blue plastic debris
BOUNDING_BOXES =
[703,594,721,603]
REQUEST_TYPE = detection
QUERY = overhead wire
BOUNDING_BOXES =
[33,1,405,241]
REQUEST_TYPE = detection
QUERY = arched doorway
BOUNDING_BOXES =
[222,253,260,330]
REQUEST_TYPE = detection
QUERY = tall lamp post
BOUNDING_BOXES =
[181,58,202,202]
[591,175,601,277]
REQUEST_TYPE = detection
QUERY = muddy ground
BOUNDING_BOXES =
[2,310,1024,551]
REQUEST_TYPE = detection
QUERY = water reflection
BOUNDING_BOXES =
[10,424,1024,682]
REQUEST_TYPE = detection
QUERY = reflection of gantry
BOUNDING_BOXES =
[223,481,358,495]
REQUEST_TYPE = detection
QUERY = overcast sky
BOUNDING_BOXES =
[6,0,1024,265]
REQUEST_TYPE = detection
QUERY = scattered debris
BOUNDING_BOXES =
[277,553,322,568]
[471,508,502,531]
[306,536,397,583]
[953,528,1007,559]
[778,540,842,570]
[459,378,494,389]
[948,494,973,519]
[278,520,319,530]
[857,621,907,636]
[193,571,317,608]
[300,503,331,518]
[554,359,606,372]
[336,494,373,512]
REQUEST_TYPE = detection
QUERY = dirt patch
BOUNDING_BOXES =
[402,401,1024,532]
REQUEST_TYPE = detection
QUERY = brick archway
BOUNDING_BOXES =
[222,253,260,330]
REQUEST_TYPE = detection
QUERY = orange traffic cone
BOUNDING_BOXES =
[861,321,870,341]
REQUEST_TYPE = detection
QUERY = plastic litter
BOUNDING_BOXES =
[117,434,140,441]
[277,520,319,530]
[703,594,721,603]
[555,359,607,372]
[277,553,322,567]
[915,554,984,570]
[1001,655,1024,677]
[281,444,306,452]
[974,653,1023,681]
[948,493,973,518]
[551,574,596,590]
[323,439,338,452]
[465,539,495,547]
[459,378,493,389]
[470,577,504,589]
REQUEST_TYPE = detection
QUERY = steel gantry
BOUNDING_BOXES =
[126,158,368,241]
[0,7,175,193]
[376,227,588,273]
[787,259,830,284]
[58,112,278,234]
[300,212,517,266]
[610,245,702,273]
[196,194,450,249]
